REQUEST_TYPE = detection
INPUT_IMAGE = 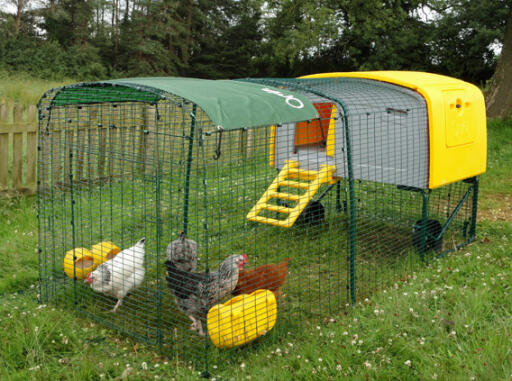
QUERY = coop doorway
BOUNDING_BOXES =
[293,102,336,158]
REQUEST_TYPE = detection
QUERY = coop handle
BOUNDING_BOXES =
[213,126,223,160]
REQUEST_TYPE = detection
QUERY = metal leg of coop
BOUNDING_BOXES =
[430,180,476,259]
[469,176,479,241]
[436,184,474,240]
[336,181,343,213]
[419,190,430,263]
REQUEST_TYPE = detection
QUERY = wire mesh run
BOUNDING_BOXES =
[37,79,479,375]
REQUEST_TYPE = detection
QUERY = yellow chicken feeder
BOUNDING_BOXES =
[207,289,277,349]
[63,248,95,280]
[91,241,121,266]
[64,241,121,280]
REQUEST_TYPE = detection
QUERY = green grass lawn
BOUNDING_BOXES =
[0,119,511,380]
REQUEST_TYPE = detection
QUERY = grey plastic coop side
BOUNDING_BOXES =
[272,78,429,189]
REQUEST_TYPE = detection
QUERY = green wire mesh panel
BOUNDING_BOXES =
[246,76,478,304]
[38,86,214,365]
[37,78,479,376]
[350,180,477,301]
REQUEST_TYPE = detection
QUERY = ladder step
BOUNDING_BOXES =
[287,168,318,180]
[277,180,310,189]
[270,192,300,201]
[247,215,294,228]
[262,204,294,213]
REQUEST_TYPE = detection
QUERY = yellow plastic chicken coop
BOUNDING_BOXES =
[247,72,486,229]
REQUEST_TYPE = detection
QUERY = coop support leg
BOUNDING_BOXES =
[419,190,429,263]
[434,184,474,242]
[336,181,342,213]
[469,177,479,242]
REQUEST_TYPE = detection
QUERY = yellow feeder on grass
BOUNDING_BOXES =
[63,241,121,280]
[207,289,277,348]
[63,248,95,280]
[91,241,121,266]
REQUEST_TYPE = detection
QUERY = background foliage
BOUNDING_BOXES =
[0,0,510,83]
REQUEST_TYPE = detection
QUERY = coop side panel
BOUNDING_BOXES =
[425,84,487,188]
[300,78,429,189]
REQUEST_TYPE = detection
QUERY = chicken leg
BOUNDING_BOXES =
[111,298,123,313]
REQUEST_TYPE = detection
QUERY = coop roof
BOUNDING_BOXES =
[48,77,319,131]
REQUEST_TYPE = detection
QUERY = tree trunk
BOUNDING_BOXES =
[486,7,512,119]
[112,0,119,68]
[15,0,23,34]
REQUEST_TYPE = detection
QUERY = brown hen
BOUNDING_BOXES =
[233,258,292,298]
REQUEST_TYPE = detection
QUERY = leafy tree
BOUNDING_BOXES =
[187,0,264,78]
[0,0,510,89]
[427,0,509,84]
[116,0,187,76]
[0,35,106,79]
[263,0,338,75]
[44,0,94,47]
[325,0,432,73]
[263,0,433,76]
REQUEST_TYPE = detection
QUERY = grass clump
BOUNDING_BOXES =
[0,71,73,106]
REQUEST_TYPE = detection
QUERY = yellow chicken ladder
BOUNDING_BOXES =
[247,160,337,228]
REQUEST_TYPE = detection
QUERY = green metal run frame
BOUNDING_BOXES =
[36,77,482,377]
[420,190,429,263]
[415,177,478,262]
[183,104,197,236]
[434,181,475,242]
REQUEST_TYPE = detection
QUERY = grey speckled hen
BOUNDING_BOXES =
[166,232,198,272]
[165,254,248,336]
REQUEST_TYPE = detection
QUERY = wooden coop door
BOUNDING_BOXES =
[294,102,335,155]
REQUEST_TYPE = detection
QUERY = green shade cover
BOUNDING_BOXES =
[50,77,319,130]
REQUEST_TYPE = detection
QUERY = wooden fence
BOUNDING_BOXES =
[0,103,38,196]
[0,101,261,196]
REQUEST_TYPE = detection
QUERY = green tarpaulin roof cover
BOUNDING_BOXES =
[49,77,319,131]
